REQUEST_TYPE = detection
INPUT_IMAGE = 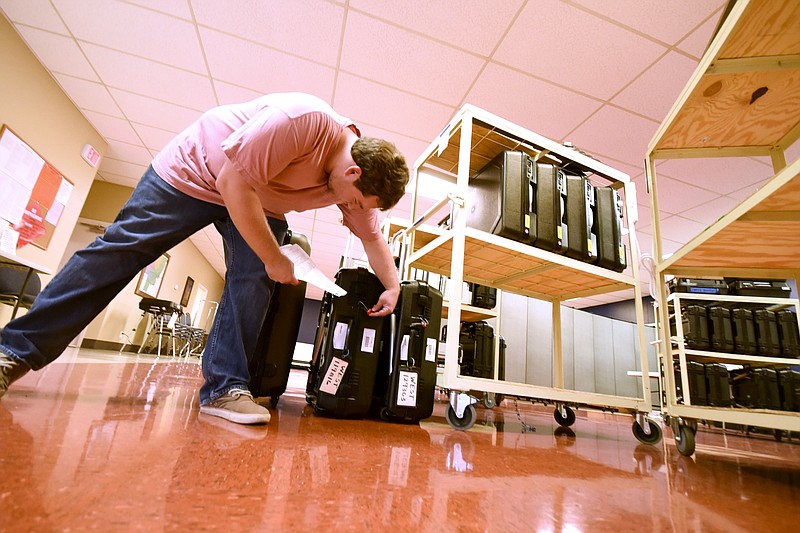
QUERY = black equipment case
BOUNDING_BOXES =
[531,162,568,254]
[725,278,791,298]
[594,186,627,272]
[705,363,733,407]
[675,360,708,405]
[459,321,495,378]
[731,307,758,355]
[468,282,497,309]
[778,369,800,411]
[754,309,782,357]
[466,151,531,243]
[373,280,443,422]
[248,230,310,406]
[306,267,385,418]
[564,174,597,263]
[668,278,728,295]
[776,309,800,358]
[672,305,710,351]
[708,305,735,353]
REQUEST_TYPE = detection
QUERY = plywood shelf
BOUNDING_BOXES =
[650,0,800,156]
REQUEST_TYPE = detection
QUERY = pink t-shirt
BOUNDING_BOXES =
[151,92,380,241]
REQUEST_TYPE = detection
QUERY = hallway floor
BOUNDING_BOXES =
[1,348,798,532]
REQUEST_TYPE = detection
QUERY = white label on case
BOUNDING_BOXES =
[361,328,376,353]
[332,322,349,351]
[425,338,437,362]
[400,335,410,361]
[320,357,348,395]
[397,371,418,407]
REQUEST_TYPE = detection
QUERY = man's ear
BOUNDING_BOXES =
[345,164,362,180]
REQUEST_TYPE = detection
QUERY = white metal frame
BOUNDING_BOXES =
[645,0,800,444]
[398,104,654,423]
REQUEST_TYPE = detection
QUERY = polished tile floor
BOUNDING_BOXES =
[1,348,799,532]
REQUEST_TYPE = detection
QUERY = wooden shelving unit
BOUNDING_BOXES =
[646,0,800,456]
[393,104,657,439]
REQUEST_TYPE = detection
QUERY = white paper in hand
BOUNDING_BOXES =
[280,243,347,297]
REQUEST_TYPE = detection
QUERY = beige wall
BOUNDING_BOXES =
[0,16,106,273]
[1,16,225,345]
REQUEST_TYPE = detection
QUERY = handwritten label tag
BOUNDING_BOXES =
[397,371,418,407]
[400,335,410,361]
[361,328,376,353]
[425,338,437,362]
[333,322,349,351]
[320,357,348,395]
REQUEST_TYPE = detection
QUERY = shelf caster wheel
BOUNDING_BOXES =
[673,423,696,456]
[554,405,576,427]
[632,418,662,445]
[482,393,496,409]
[445,404,477,431]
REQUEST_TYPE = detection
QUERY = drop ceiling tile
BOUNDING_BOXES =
[727,177,772,201]
[52,0,206,73]
[334,73,455,146]
[349,0,523,57]
[192,0,344,67]
[569,0,726,45]
[635,229,683,260]
[99,158,147,179]
[200,28,335,99]
[82,110,141,144]
[104,140,152,166]
[126,0,192,20]
[213,81,264,106]
[656,156,773,195]
[340,11,485,106]
[675,10,721,58]
[494,0,666,100]
[611,51,699,122]
[465,62,603,142]
[0,0,67,33]
[109,89,202,132]
[649,175,719,215]
[81,43,216,111]
[359,124,431,173]
[95,170,139,189]
[678,195,741,226]
[14,25,98,80]
[131,123,177,152]
[52,73,121,116]
[656,214,709,245]
[315,207,344,224]
[566,105,659,168]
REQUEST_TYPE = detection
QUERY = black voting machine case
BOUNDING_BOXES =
[373,280,443,423]
[306,267,386,418]
[248,230,310,406]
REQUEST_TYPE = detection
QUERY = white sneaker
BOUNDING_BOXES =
[199,389,271,425]
[0,353,29,399]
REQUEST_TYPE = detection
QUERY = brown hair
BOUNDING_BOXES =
[351,137,409,210]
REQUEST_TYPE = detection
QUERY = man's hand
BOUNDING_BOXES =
[265,252,299,285]
[367,286,400,317]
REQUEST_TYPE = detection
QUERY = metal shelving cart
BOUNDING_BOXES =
[645,0,800,455]
[392,104,660,444]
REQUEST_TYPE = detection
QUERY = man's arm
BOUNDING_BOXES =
[362,237,400,317]
[216,160,298,285]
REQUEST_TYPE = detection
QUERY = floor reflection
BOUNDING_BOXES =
[0,349,798,532]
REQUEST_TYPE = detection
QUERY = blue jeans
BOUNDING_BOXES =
[0,166,287,405]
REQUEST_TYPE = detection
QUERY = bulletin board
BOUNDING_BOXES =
[0,125,74,250]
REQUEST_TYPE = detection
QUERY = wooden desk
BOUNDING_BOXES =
[0,250,53,319]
